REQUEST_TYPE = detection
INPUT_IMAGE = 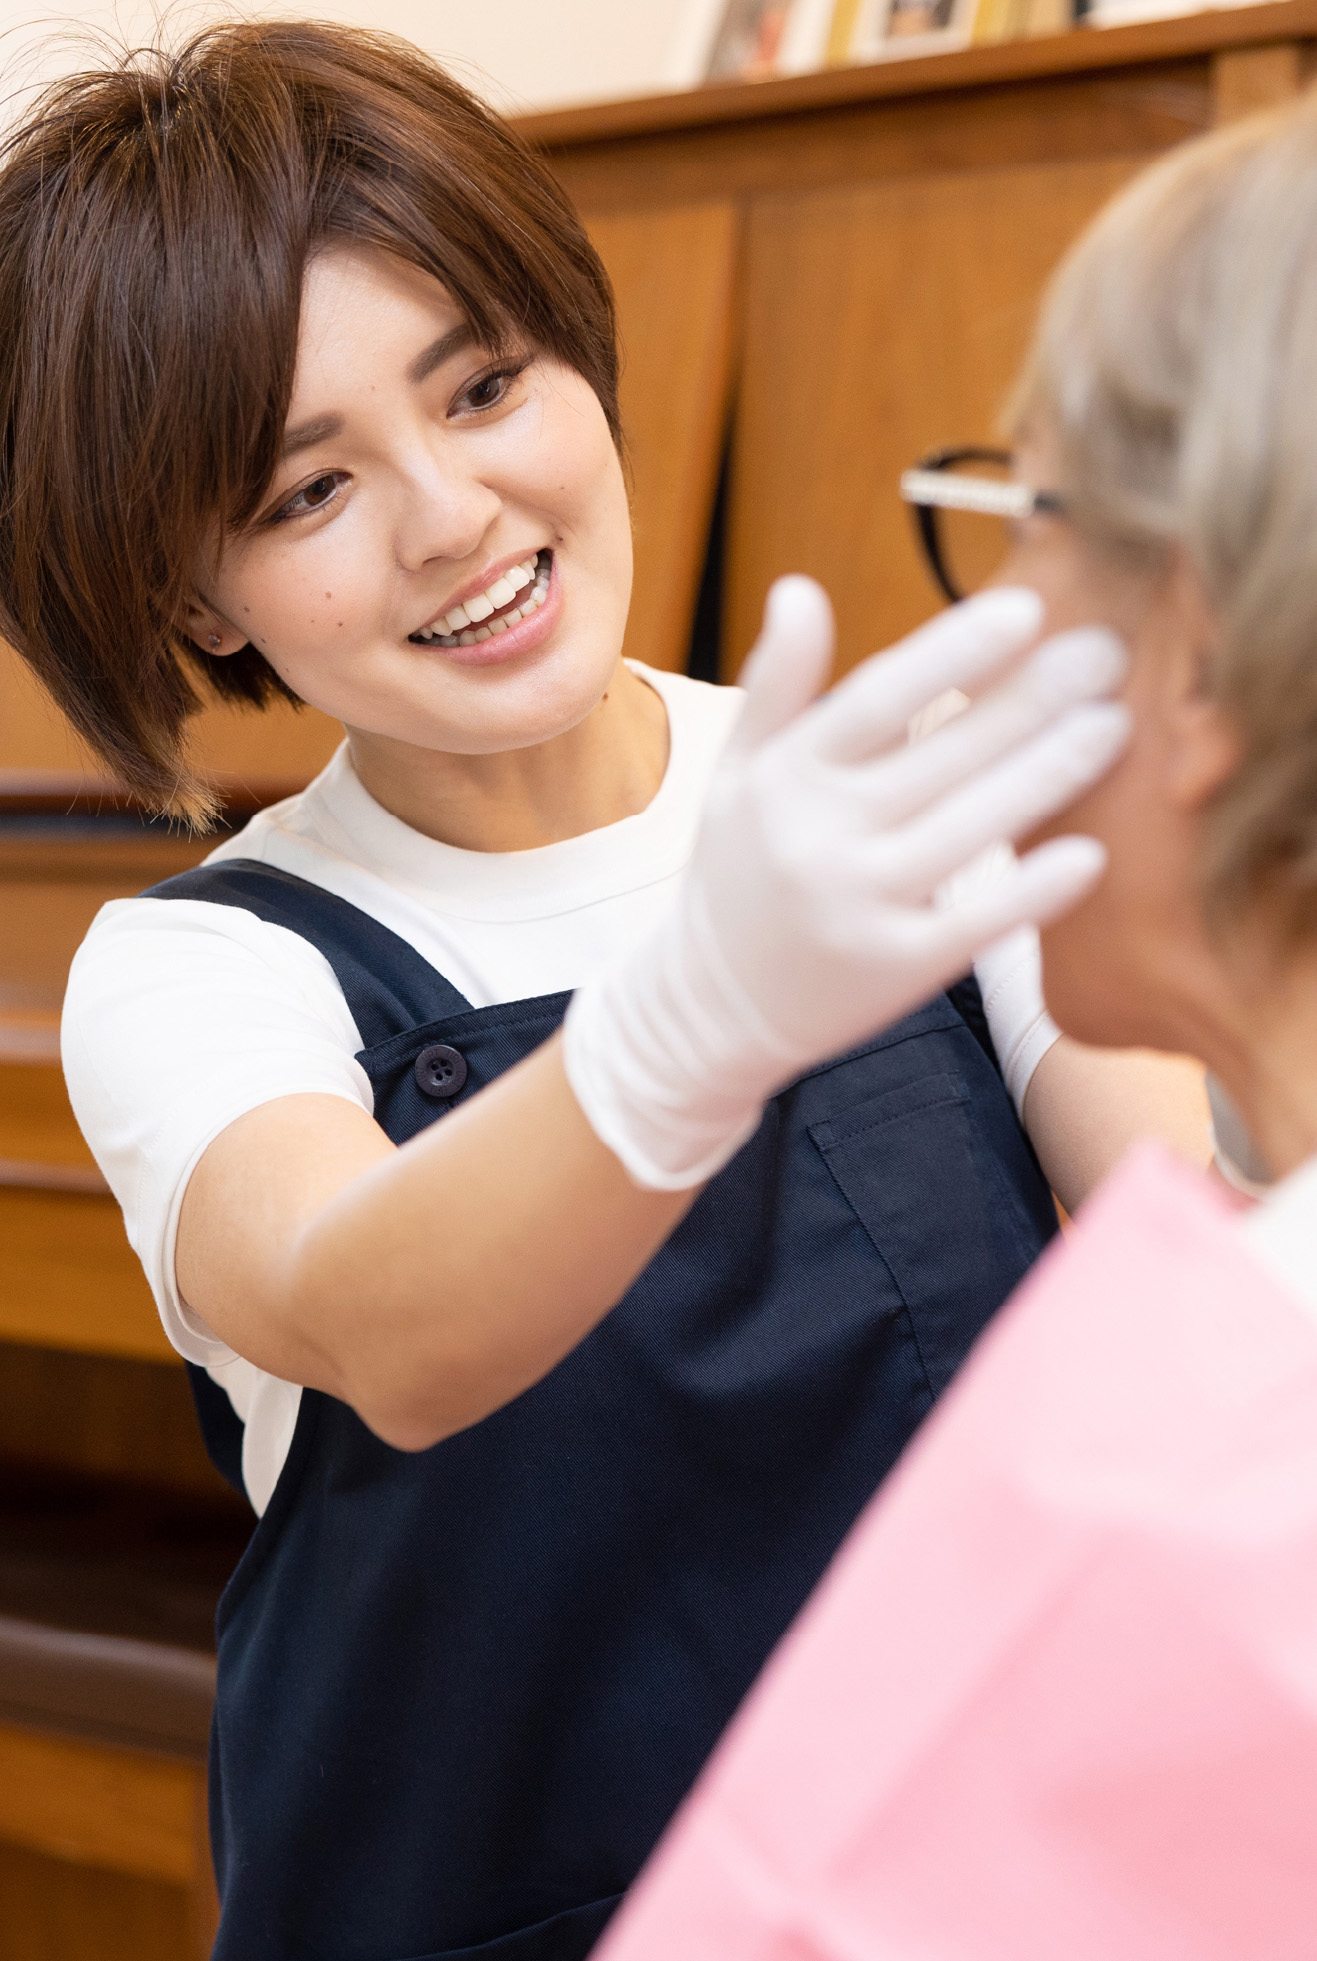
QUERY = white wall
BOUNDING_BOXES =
[0,0,723,119]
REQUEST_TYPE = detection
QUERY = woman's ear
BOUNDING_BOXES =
[183,596,246,658]
[1157,551,1243,812]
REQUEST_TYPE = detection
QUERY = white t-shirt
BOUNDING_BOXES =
[62,663,743,1511]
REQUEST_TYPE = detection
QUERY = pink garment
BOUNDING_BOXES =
[597,1144,1317,1961]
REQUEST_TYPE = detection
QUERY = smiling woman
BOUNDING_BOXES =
[0,20,1188,1961]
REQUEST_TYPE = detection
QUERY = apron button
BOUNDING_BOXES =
[413,1043,468,1100]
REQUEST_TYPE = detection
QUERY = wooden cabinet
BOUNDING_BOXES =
[529,0,1317,678]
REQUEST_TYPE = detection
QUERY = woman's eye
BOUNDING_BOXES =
[456,364,527,415]
[275,471,347,521]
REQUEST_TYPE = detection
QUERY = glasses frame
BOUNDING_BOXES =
[899,445,1065,604]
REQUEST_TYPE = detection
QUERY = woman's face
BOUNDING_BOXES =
[198,245,634,758]
[996,433,1242,1056]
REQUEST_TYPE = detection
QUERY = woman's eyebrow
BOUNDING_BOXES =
[279,326,479,456]
[281,412,343,458]
[408,322,476,386]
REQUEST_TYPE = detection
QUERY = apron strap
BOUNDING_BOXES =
[143,858,475,1045]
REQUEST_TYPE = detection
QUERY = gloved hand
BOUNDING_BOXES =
[939,840,1061,1121]
[973,921,1060,1122]
[564,578,1129,1190]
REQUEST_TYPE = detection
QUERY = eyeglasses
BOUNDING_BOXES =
[899,446,1066,604]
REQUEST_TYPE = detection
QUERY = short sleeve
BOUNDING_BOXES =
[61,896,374,1365]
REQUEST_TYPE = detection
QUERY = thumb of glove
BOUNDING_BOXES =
[728,575,835,757]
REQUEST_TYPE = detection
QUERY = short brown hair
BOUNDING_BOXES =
[0,21,620,821]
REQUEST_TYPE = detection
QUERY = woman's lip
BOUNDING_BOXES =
[423,554,562,668]
[415,547,545,637]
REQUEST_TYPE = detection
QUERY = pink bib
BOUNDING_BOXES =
[598,1145,1317,1961]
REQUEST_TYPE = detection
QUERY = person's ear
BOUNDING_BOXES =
[1156,550,1243,812]
[183,595,246,658]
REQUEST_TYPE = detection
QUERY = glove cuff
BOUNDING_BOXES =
[974,926,1061,1122]
[563,884,799,1191]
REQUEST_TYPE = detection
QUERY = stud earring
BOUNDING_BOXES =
[207,633,220,653]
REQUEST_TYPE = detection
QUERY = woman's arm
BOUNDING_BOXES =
[177,1035,691,1451]
[1021,1039,1212,1217]
[177,585,1130,1451]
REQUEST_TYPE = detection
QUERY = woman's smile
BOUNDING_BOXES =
[202,244,634,762]
[408,545,560,665]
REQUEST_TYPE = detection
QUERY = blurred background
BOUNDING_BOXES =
[0,1,1303,1955]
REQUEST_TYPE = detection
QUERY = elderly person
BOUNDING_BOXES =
[591,93,1317,1961]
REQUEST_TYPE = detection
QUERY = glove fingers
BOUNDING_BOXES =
[838,837,1102,1037]
[936,835,1109,948]
[808,587,1043,766]
[728,576,835,757]
[864,701,1130,900]
[862,626,1127,826]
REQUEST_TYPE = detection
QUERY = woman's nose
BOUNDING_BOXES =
[393,453,503,574]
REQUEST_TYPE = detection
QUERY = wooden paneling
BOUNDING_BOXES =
[586,202,740,674]
[723,152,1147,678]
[0,1723,199,1883]
[0,828,209,1023]
[0,638,341,800]
[0,1062,94,1170]
[548,65,1213,213]
[0,1189,171,1364]
[1212,38,1307,120]
[0,1840,189,1961]
[0,1347,223,1494]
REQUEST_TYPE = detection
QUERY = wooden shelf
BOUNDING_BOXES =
[516,0,1317,149]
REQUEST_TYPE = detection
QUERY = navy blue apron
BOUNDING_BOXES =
[147,858,1056,1961]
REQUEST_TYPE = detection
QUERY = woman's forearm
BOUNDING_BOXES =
[177,1034,695,1449]
[1023,1038,1211,1216]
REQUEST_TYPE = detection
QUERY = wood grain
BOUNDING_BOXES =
[723,151,1148,678]
[0,1188,173,1363]
[0,1723,200,1884]
[586,203,741,674]
[0,1840,189,1961]
[0,1344,227,1494]
[1212,38,1307,121]
[547,65,1213,214]
[0,638,342,798]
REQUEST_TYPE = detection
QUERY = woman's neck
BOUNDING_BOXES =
[1156,924,1317,1182]
[1213,949,1317,1181]
[344,662,670,853]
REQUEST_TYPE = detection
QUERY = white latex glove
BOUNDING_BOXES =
[973,922,1059,1121]
[940,842,1060,1120]
[564,579,1129,1190]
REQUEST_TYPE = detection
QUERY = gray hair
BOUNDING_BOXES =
[1012,95,1317,933]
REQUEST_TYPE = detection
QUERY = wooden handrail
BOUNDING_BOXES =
[0,1159,109,1196]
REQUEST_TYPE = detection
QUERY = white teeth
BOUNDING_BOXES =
[414,554,548,645]
[473,625,492,641]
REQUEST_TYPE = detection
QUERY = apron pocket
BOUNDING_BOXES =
[810,1068,1024,1397]
[400,1892,623,1960]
